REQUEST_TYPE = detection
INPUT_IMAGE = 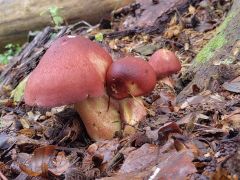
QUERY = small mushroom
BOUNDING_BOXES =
[148,49,181,80]
[106,56,157,99]
[106,56,157,134]
[24,35,121,140]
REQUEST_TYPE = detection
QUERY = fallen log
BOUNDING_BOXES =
[0,0,134,49]
[176,0,240,103]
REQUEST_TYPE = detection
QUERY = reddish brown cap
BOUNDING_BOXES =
[24,35,113,107]
[148,49,181,80]
[106,56,157,99]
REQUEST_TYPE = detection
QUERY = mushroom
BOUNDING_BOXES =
[106,56,157,132]
[24,35,147,140]
[24,35,121,140]
[148,49,181,80]
[106,56,157,99]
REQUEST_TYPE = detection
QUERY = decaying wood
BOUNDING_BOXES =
[176,0,240,103]
[107,0,190,39]
[0,0,134,49]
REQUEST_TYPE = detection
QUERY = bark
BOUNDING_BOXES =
[176,0,240,103]
[0,0,133,49]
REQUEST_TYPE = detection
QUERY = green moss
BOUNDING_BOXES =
[195,35,226,63]
[195,11,236,63]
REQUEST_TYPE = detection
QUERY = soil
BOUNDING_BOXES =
[0,0,239,179]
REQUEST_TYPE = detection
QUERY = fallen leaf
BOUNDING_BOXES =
[119,143,159,173]
[222,108,240,130]
[145,127,159,142]
[122,0,188,29]
[49,151,70,176]
[99,171,150,180]
[153,90,176,114]
[18,128,36,138]
[195,22,216,33]
[148,150,197,180]
[133,43,161,56]
[20,145,56,177]
[27,111,41,121]
[223,76,240,93]
[10,76,28,103]
[19,145,70,177]
[0,132,10,150]
[19,118,30,129]
[111,144,196,180]
[16,135,47,153]
[83,139,120,171]
[158,122,182,145]
[180,95,205,109]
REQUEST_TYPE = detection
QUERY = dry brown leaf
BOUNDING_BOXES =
[222,76,240,93]
[222,108,240,130]
[188,5,196,15]
[121,0,188,29]
[19,118,30,129]
[148,150,196,180]
[119,143,159,173]
[205,167,237,180]
[49,151,70,176]
[114,144,196,180]
[164,24,183,39]
[18,128,36,138]
[83,139,120,171]
[158,122,182,144]
[152,90,176,114]
[19,145,70,177]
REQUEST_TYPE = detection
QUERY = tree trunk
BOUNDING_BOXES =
[0,0,134,49]
[176,0,240,103]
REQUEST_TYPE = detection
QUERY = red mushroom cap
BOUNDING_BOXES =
[24,35,112,107]
[148,49,181,80]
[106,56,157,99]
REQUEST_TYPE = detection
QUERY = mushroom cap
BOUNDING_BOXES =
[24,35,113,107]
[106,56,157,99]
[148,49,181,79]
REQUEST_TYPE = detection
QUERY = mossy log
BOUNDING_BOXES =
[176,0,240,103]
[0,0,133,49]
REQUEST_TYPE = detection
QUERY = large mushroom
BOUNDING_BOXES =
[24,35,121,140]
[24,35,146,140]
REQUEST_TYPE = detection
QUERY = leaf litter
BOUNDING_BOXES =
[0,0,239,179]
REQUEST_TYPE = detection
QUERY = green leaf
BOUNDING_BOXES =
[0,43,21,64]
[95,33,104,42]
[53,16,64,26]
[11,76,29,103]
[48,6,63,27]
[0,55,7,64]
[48,6,59,16]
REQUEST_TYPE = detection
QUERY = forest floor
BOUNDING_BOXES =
[0,0,239,179]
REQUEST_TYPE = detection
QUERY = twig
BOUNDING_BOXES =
[157,36,197,55]
[105,140,131,172]
[55,146,84,155]
[0,141,16,160]
[0,171,7,180]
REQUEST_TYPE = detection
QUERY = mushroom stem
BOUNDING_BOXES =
[74,94,121,141]
[119,97,146,136]
[74,94,147,140]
